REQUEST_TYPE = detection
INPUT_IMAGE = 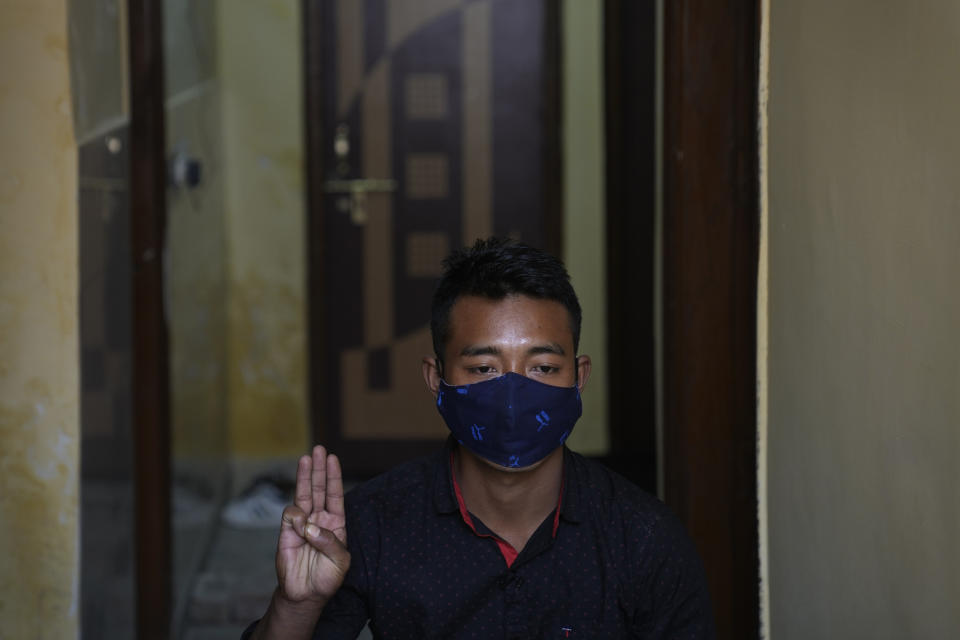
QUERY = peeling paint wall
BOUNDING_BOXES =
[217,0,308,457]
[768,0,960,637]
[0,2,80,638]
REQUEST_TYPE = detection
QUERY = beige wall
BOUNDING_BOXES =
[562,0,609,456]
[0,2,80,637]
[218,0,309,458]
[164,0,307,464]
[767,1,960,637]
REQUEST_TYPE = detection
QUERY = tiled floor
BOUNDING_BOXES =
[82,482,136,640]
[177,487,372,640]
[179,524,277,637]
[83,480,372,639]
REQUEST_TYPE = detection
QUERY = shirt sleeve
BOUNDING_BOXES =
[629,509,716,640]
[309,497,376,639]
[237,580,369,640]
[309,570,371,638]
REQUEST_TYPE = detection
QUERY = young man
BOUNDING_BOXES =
[247,238,714,639]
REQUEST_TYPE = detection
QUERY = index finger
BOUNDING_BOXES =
[325,453,345,518]
[294,452,313,513]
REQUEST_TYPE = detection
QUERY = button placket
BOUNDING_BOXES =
[503,571,528,638]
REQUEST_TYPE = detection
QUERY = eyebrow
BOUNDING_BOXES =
[459,345,500,357]
[459,343,566,357]
[529,343,566,356]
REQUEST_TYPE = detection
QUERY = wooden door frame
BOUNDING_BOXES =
[605,0,761,637]
[126,0,759,636]
[661,1,761,639]
[128,0,172,638]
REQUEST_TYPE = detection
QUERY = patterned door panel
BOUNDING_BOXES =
[312,0,554,475]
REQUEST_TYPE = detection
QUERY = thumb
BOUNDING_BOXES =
[279,505,309,545]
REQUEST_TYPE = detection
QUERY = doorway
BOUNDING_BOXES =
[304,0,562,477]
[120,1,760,638]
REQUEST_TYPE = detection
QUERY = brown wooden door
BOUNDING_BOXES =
[305,0,560,478]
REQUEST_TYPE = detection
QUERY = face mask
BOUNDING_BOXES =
[436,372,582,469]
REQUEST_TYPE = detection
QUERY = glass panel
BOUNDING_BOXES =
[163,1,305,636]
[68,0,127,141]
[162,0,231,636]
[72,2,135,637]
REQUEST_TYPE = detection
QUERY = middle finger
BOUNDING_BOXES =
[311,444,327,514]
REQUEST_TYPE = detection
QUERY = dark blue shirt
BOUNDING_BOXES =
[248,440,714,639]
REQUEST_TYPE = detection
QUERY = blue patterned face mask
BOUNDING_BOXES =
[436,372,582,469]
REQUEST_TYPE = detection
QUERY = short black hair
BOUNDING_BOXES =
[430,237,582,362]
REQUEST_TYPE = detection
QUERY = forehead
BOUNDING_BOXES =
[446,294,574,351]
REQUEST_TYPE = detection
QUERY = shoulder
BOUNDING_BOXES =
[567,452,701,572]
[344,451,440,517]
[567,451,672,527]
[340,449,448,572]
[568,453,715,636]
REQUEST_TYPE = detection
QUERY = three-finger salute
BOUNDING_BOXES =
[249,445,350,640]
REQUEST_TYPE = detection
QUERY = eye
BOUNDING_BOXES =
[469,365,497,375]
[531,364,559,375]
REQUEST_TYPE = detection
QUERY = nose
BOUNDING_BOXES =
[503,360,523,376]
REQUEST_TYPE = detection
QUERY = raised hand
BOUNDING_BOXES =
[275,445,350,606]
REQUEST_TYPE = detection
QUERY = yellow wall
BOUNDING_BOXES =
[0,2,80,637]
[218,0,309,457]
[767,0,960,636]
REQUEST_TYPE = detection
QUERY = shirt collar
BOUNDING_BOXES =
[431,436,583,525]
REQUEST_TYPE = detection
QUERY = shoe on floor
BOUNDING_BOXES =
[221,480,290,529]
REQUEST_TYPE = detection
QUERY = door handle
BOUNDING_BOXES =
[322,178,397,225]
[322,178,397,194]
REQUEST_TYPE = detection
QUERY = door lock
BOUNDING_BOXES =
[322,178,397,226]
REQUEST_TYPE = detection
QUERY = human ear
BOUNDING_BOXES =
[422,356,442,397]
[575,355,592,392]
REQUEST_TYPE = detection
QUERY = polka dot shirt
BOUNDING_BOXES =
[253,438,714,639]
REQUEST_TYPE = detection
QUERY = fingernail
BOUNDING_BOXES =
[305,523,320,538]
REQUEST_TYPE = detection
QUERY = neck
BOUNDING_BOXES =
[454,445,564,550]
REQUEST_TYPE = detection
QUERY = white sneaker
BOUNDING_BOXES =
[220,481,289,529]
